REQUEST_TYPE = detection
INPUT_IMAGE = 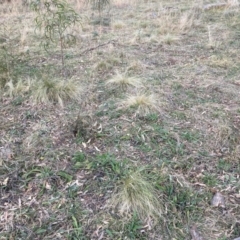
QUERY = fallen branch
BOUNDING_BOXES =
[78,39,118,56]
[203,3,227,10]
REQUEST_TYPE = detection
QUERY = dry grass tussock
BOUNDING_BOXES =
[32,78,82,107]
[5,78,32,97]
[160,33,179,45]
[120,93,159,115]
[110,170,162,220]
[126,7,197,45]
[106,72,143,89]
[154,9,196,36]
[5,77,82,107]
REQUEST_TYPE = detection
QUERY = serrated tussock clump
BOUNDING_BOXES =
[120,93,159,115]
[5,78,32,97]
[110,171,162,219]
[106,73,143,89]
[32,78,82,107]
[5,77,82,107]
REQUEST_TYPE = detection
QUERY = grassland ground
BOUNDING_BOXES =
[0,0,240,239]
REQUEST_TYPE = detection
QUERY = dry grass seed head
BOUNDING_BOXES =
[111,171,162,219]
[106,73,143,89]
[121,93,159,115]
[179,11,195,32]
[156,12,178,35]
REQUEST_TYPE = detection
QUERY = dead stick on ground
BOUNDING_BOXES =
[78,39,118,56]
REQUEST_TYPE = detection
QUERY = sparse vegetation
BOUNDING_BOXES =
[0,0,240,239]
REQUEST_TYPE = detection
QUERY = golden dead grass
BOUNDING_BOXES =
[31,77,82,107]
[160,33,179,45]
[5,77,82,107]
[126,60,145,73]
[106,72,143,89]
[120,93,159,115]
[110,170,162,219]
[112,20,126,30]
[155,13,179,35]
[5,78,32,97]
[179,11,196,32]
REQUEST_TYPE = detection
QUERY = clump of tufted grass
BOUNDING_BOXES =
[106,72,143,90]
[31,77,82,107]
[120,93,159,115]
[110,170,162,220]
[5,77,82,107]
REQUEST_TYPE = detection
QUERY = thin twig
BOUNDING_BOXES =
[78,39,118,56]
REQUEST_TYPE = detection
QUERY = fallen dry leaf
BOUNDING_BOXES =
[211,192,225,208]
[94,146,101,152]
[190,225,204,240]
[45,181,52,190]
[0,177,9,186]
[0,146,13,160]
